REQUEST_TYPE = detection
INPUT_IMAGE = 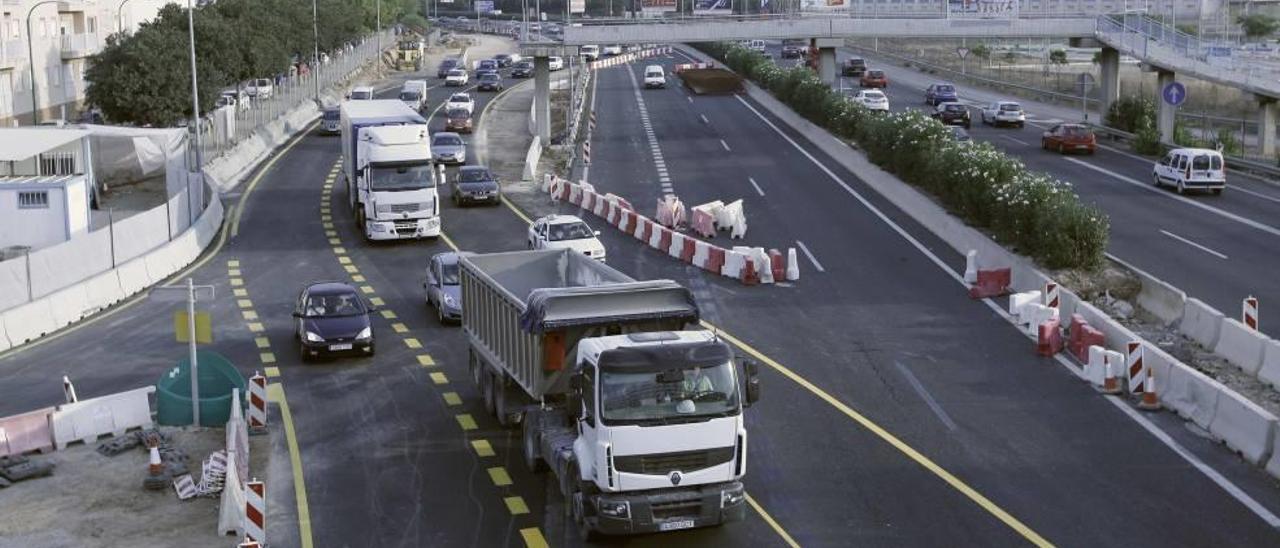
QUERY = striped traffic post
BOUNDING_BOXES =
[247,372,267,434]
[244,479,266,543]
[1243,296,1259,331]
[1043,282,1060,310]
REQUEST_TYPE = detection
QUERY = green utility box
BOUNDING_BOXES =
[156,350,247,426]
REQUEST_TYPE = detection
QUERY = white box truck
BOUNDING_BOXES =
[340,100,441,240]
[459,249,760,539]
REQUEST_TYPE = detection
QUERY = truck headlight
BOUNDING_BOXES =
[356,327,372,340]
[721,486,745,508]
[441,293,457,307]
[597,500,630,519]
[370,223,388,233]
[304,331,324,343]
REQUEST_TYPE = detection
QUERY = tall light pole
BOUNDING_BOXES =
[185,0,203,168]
[311,0,320,102]
[376,0,382,57]
[26,0,58,125]
[116,0,136,35]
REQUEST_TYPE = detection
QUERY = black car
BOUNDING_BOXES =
[453,165,501,205]
[477,72,503,92]
[781,44,805,59]
[293,282,375,361]
[841,58,867,77]
[932,102,971,129]
[437,58,459,79]
[494,53,513,67]
[478,59,499,72]
[510,61,534,78]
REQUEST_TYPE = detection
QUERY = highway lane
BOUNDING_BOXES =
[576,51,1280,545]
[804,44,1280,338]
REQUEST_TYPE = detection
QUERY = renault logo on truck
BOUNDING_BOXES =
[669,471,682,486]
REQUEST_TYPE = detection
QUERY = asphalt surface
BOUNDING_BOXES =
[4,36,1280,547]
[785,43,1280,339]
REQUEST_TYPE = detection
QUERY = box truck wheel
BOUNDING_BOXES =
[570,469,600,542]
[522,409,547,473]
[482,370,496,416]
[494,378,518,427]
[469,349,483,387]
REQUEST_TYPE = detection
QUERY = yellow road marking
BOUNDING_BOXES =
[248,322,264,333]
[416,354,435,366]
[440,231,460,251]
[456,414,478,431]
[369,297,385,307]
[442,392,462,406]
[237,299,253,309]
[381,310,398,320]
[227,260,241,268]
[255,337,271,349]
[325,230,337,237]
[501,197,534,225]
[333,246,347,255]
[519,528,549,548]
[471,439,495,457]
[705,320,1052,547]
[230,278,244,287]
[337,256,352,265]
[404,338,422,349]
[242,310,259,321]
[504,496,530,515]
[264,366,281,377]
[266,383,314,548]
[233,288,248,297]
[228,268,242,277]
[351,274,366,283]
[321,214,332,222]
[328,238,341,245]
[392,323,408,333]
[260,352,276,364]
[344,265,359,274]
[430,372,448,385]
[746,494,801,548]
[487,466,512,486]
[322,222,334,229]
[359,285,374,294]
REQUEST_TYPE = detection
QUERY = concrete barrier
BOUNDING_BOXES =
[1259,340,1280,390]
[115,256,154,297]
[51,386,156,450]
[1008,290,1041,325]
[1180,298,1224,349]
[1072,300,1141,356]
[0,318,10,352]
[1207,388,1278,465]
[0,407,55,456]
[1213,318,1269,376]
[83,269,125,312]
[2,299,58,345]
[46,283,92,328]
[1163,360,1221,430]
[522,135,542,181]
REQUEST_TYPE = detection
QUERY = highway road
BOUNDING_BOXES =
[4,33,1280,547]
[780,43,1280,339]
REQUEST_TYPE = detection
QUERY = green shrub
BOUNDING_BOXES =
[1132,113,1162,155]
[1106,96,1155,133]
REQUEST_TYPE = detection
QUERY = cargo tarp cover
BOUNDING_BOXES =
[519,281,699,333]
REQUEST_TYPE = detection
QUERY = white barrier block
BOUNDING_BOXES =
[50,386,155,450]
[46,283,92,328]
[1008,291,1041,325]
[218,453,246,537]
[720,250,747,279]
[2,299,58,345]
[1084,345,1107,387]
[1258,340,1280,390]
[668,233,686,259]
[84,269,125,311]
[115,256,153,297]
[752,248,774,284]
[692,240,711,266]
[1164,361,1221,430]
[0,316,10,353]
[1208,388,1278,465]
[1180,298,1225,349]
[1021,304,1058,336]
[1213,318,1268,376]
[1268,434,1280,481]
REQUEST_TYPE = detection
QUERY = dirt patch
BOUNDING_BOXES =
[0,425,269,548]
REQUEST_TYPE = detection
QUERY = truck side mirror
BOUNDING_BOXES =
[741,359,760,406]
[567,374,584,420]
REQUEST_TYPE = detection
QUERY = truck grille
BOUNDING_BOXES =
[651,500,702,521]
[385,203,423,214]
[613,446,734,475]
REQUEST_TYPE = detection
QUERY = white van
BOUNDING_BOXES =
[748,40,766,53]
[1153,147,1226,195]
[400,80,428,111]
[580,45,600,61]
[348,85,375,100]
[643,65,666,89]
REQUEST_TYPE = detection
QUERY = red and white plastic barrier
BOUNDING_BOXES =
[655,196,686,229]
[589,48,672,70]
[244,479,265,544]
[247,372,267,435]
[1043,282,1060,310]
[1244,296,1259,331]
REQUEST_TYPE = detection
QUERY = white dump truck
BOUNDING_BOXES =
[459,249,760,538]
[340,100,441,241]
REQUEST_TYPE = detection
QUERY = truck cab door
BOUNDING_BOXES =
[577,366,601,485]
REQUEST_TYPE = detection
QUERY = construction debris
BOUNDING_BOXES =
[0,454,54,484]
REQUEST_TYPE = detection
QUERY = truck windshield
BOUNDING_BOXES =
[600,363,739,424]
[369,161,434,192]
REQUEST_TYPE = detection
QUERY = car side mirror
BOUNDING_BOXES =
[1043,131,1051,138]
[594,230,602,237]
[567,374,585,420]
[291,311,302,318]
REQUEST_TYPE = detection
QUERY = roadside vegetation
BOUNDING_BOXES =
[698,42,1110,270]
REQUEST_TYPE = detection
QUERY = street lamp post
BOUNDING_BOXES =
[116,0,136,35]
[185,0,203,169]
[311,0,320,102]
[26,0,58,125]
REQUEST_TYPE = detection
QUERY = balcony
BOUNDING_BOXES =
[1,39,26,70]
[57,0,89,12]
[60,33,99,60]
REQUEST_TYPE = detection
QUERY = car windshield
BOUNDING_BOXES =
[440,262,460,285]
[459,169,492,183]
[450,94,469,103]
[481,74,498,81]
[936,85,955,93]
[441,60,457,69]
[350,90,372,100]
[448,69,465,77]
[323,110,339,121]
[863,92,885,100]
[647,71,662,77]
[434,135,463,147]
[369,161,434,191]
[548,221,594,241]
[400,91,420,102]
[516,62,532,69]
[868,70,884,78]
[448,109,469,120]
[600,363,740,424]
[1000,104,1022,112]
[945,104,966,112]
[1062,126,1089,136]
[303,293,365,317]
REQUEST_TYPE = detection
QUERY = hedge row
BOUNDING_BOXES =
[698,43,1110,270]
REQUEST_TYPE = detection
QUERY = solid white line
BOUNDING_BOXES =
[700,114,710,125]
[894,361,958,431]
[1003,135,1031,147]
[720,139,732,152]
[749,177,765,196]
[1229,184,1280,205]
[795,240,825,272]
[687,96,693,103]
[1159,229,1229,259]
[1063,157,1280,239]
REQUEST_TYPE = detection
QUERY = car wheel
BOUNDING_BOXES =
[1152,173,1162,187]
[570,468,600,542]
[522,408,547,472]
[1058,143,1065,154]
[1041,139,1049,150]
[299,341,312,363]
[1177,180,1186,195]
[1213,188,1223,195]
[437,304,445,325]
[1017,122,1025,129]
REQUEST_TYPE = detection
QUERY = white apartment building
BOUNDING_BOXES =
[0,0,170,127]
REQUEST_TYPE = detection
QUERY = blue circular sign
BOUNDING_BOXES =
[1162,81,1187,106]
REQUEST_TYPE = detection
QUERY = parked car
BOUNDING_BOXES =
[432,132,467,164]
[1041,123,1096,155]
[859,69,888,88]
[494,53,513,67]
[321,106,341,134]
[980,101,1026,128]
[853,89,889,112]
[527,214,606,261]
[548,56,565,70]
[348,85,374,100]
[293,281,375,361]
[781,43,805,59]
[924,83,958,106]
[841,58,867,77]
[425,252,470,324]
[580,45,599,61]
[747,39,766,53]
[445,108,473,133]
[245,78,274,100]
[932,102,971,128]
[452,165,501,206]
[446,92,475,113]
[511,60,534,78]
[437,58,459,78]
[445,69,469,86]
[477,72,503,91]
[603,44,623,56]
[1153,147,1226,195]
[644,65,666,88]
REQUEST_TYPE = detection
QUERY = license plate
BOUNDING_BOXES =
[329,343,352,351]
[1076,145,1089,149]
[659,520,695,531]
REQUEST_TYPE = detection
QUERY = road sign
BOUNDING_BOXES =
[1162,81,1187,106]
[956,47,970,60]
[174,310,213,344]
[1076,72,1095,86]
[475,0,494,13]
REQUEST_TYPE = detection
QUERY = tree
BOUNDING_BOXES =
[1238,14,1279,40]
[970,44,990,61]
[1048,48,1068,67]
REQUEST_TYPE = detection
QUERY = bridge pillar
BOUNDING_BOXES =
[814,38,841,87]
[1258,95,1278,158]
[1098,47,1120,125]
[1155,69,1176,145]
[534,55,551,143]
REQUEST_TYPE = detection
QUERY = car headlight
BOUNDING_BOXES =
[304,331,324,343]
[597,500,630,519]
[356,327,372,340]
[441,293,457,307]
[721,486,745,508]
[370,223,388,233]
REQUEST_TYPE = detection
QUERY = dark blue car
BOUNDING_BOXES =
[925,83,958,106]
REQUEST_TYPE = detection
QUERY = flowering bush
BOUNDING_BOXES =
[697,42,1109,270]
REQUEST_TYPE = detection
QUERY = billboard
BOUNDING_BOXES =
[570,0,585,14]
[800,0,846,10]
[694,0,732,14]
[947,0,1018,18]
[475,0,494,13]
[642,0,677,13]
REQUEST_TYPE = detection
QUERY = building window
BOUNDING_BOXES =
[18,191,49,209]
[87,17,96,33]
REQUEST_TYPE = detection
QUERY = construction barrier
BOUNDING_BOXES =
[2,299,58,346]
[786,248,800,281]
[226,391,250,490]
[1259,341,1280,390]
[1125,342,1147,395]
[0,407,55,457]
[968,268,1011,299]
[1008,291,1041,325]
[1037,319,1063,356]
[247,373,267,434]
[218,452,246,537]
[1021,303,1057,336]
[1180,298,1225,349]
[691,201,722,238]
[1042,282,1060,309]
[1244,296,1259,331]
[1207,389,1278,466]
[244,479,266,543]
[50,386,155,450]
[718,200,747,239]
[1213,318,1268,375]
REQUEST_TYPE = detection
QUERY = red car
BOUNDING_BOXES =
[1041,123,1096,154]
[860,69,888,88]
